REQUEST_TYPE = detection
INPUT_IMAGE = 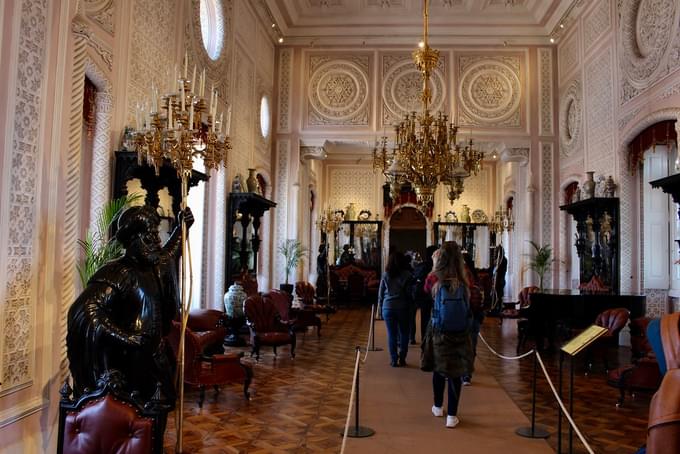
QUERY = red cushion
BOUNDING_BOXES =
[259,332,293,345]
[63,395,153,454]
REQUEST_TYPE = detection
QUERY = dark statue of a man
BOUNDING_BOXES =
[66,205,193,406]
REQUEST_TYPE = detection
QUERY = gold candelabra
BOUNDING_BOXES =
[131,54,231,454]
[372,0,483,208]
[489,205,515,234]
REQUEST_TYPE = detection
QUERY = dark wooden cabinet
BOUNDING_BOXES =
[560,197,620,293]
[338,220,383,276]
[225,192,276,288]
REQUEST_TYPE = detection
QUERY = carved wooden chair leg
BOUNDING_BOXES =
[198,385,206,408]
[273,346,278,357]
[213,385,220,397]
[242,364,253,400]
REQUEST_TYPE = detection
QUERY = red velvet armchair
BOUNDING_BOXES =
[58,371,169,454]
[295,281,336,320]
[187,309,228,356]
[244,294,296,360]
[267,289,322,338]
[168,320,252,407]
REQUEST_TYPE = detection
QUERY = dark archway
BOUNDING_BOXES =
[388,206,427,258]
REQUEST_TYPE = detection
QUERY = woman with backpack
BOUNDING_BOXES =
[379,251,414,367]
[421,241,474,428]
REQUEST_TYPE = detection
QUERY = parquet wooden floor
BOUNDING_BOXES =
[164,308,651,453]
[477,317,650,454]
[164,307,371,453]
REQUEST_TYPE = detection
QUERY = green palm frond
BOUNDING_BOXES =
[525,240,555,290]
[278,239,308,284]
[77,193,142,287]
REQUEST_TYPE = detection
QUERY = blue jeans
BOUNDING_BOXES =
[382,306,410,363]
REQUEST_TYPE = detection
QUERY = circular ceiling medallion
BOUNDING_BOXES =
[383,59,445,120]
[459,60,520,124]
[308,60,368,121]
[620,0,678,87]
[559,80,582,157]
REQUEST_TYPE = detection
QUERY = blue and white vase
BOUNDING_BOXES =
[224,283,247,318]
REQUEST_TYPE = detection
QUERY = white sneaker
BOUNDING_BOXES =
[446,415,460,428]
[431,405,444,417]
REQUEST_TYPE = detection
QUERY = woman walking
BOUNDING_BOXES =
[422,241,474,428]
[379,251,413,367]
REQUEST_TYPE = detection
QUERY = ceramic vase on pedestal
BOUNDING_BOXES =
[246,168,259,194]
[224,283,247,346]
[604,176,617,197]
[583,171,596,199]
[345,203,356,221]
[460,205,471,223]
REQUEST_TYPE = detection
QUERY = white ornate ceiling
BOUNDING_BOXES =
[266,0,574,45]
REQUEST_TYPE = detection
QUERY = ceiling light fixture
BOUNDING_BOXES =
[373,0,483,207]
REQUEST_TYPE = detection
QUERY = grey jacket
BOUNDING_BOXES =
[378,270,413,310]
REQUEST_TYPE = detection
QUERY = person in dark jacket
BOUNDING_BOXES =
[421,241,474,428]
[379,251,414,367]
[462,252,484,386]
[412,245,438,342]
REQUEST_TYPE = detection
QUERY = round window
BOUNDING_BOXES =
[199,0,224,60]
[260,96,271,138]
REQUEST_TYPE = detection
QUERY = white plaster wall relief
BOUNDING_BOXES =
[538,48,553,136]
[329,167,377,214]
[128,0,177,122]
[84,59,114,237]
[233,45,255,154]
[277,49,293,133]
[275,140,290,285]
[256,29,275,85]
[619,105,645,130]
[558,29,580,85]
[457,55,522,128]
[1,0,47,392]
[541,143,554,285]
[83,0,115,35]
[235,0,257,48]
[71,21,113,71]
[585,46,614,175]
[559,79,583,158]
[584,0,611,54]
[381,53,446,127]
[307,55,370,126]
[300,146,328,160]
[618,0,680,104]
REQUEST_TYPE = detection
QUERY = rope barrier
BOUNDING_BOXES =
[362,305,374,363]
[535,352,594,454]
[477,333,535,360]
[340,348,362,454]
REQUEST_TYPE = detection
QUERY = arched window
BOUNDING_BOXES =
[260,95,271,139]
[199,0,224,60]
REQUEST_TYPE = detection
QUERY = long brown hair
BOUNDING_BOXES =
[431,241,468,298]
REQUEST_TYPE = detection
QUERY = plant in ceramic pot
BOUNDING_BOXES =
[526,240,556,292]
[278,239,308,294]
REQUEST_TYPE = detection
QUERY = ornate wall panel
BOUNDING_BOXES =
[277,49,293,133]
[559,79,583,158]
[585,46,614,175]
[558,29,579,85]
[381,53,446,127]
[128,0,177,121]
[233,44,255,153]
[256,29,275,84]
[84,0,115,35]
[235,0,257,48]
[457,55,522,128]
[0,0,47,392]
[541,143,554,286]
[274,140,290,284]
[538,48,553,136]
[643,289,668,317]
[328,167,376,213]
[71,21,113,71]
[618,0,680,104]
[306,54,370,127]
[584,0,611,54]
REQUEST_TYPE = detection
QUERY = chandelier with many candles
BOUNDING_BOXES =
[372,0,483,207]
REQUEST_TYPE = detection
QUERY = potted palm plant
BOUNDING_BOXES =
[278,239,308,294]
[77,193,142,287]
[526,240,555,292]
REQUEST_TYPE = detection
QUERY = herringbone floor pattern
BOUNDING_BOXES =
[164,307,371,453]
[164,308,651,453]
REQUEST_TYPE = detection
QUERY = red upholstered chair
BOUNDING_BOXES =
[58,371,169,454]
[630,317,653,359]
[168,321,252,407]
[236,270,259,297]
[268,289,322,337]
[244,294,296,360]
[295,280,336,320]
[607,354,662,407]
[347,272,365,305]
[586,308,630,372]
[187,309,228,356]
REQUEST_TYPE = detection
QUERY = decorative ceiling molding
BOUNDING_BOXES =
[71,20,113,71]
[301,145,328,160]
[266,0,573,45]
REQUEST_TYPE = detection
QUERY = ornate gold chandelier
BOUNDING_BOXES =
[372,0,483,207]
[133,57,231,180]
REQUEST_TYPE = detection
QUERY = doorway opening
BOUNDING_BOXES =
[388,206,427,258]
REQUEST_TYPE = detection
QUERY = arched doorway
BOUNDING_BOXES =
[388,206,427,257]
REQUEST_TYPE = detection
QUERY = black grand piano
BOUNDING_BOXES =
[519,289,646,351]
